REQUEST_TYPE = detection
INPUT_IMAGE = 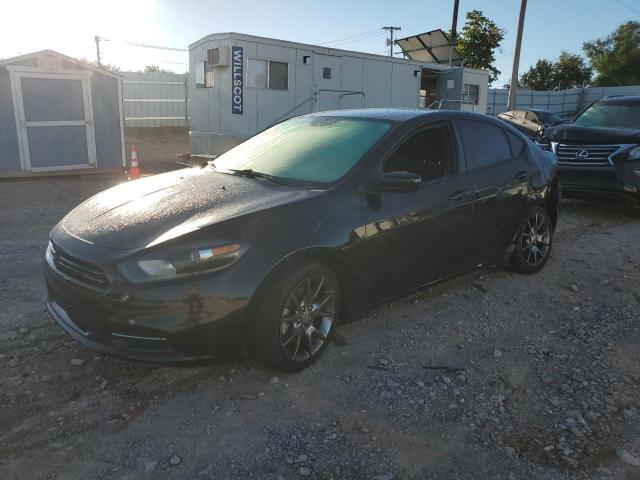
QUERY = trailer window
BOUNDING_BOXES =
[269,61,288,90]
[462,84,479,105]
[195,61,213,89]
[248,60,288,90]
[248,59,268,88]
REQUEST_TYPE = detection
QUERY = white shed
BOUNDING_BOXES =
[188,32,489,155]
[0,50,125,175]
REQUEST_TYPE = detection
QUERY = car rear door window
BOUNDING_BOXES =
[506,130,525,157]
[457,120,513,171]
[383,123,457,182]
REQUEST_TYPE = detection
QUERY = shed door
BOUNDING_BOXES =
[314,54,342,111]
[13,72,96,171]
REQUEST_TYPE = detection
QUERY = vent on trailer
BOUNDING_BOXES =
[207,47,229,67]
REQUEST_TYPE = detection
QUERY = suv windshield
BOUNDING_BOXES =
[213,116,392,184]
[573,102,640,130]
[537,111,562,124]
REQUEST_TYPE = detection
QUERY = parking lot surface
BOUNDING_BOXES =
[1,175,639,479]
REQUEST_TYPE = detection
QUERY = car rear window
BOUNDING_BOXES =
[457,120,513,170]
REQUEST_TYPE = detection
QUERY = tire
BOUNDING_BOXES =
[512,206,553,274]
[252,260,340,372]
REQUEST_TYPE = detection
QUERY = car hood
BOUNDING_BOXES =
[58,168,315,250]
[544,123,640,144]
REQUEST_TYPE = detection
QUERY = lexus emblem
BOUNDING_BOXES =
[575,149,589,159]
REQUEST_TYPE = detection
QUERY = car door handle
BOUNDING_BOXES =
[448,189,471,201]
[515,170,529,180]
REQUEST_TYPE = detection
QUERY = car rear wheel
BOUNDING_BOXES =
[512,206,553,274]
[252,261,339,372]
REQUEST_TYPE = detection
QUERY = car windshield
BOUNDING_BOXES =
[573,102,640,130]
[536,111,562,124]
[213,116,392,185]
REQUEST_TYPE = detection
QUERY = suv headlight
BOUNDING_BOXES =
[118,242,248,284]
[628,145,640,160]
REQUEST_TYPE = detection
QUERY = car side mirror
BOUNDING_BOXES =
[375,171,421,193]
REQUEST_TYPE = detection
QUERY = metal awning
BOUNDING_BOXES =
[396,29,462,65]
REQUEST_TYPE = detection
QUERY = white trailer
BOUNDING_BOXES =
[188,32,488,155]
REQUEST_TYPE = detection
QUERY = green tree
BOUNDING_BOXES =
[583,21,640,86]
[553,51,592,89]
[519,52,591,90]
[453,10,506,84]
[144,65,172,73]
[520,59,556,90]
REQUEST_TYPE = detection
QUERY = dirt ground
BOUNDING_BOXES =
[1,173,639,480]
[124,127,190,174]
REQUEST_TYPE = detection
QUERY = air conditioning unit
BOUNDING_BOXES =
[207,47,229,67]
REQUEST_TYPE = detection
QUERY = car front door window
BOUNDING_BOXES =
[383,124,456,183]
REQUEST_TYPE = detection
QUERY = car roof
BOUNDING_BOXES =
[596,95,640,105]
[304,108,501,124]
[529,109,556,114]
[501,109,554,114]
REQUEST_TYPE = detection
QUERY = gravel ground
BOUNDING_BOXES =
[0,175,639,480]
[125,127,190,174]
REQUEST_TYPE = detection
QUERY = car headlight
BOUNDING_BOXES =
[118,242,248,284]
[628,145,640,160]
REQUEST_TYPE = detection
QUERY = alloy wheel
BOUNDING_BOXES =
[279,274,335,362]
[520,212,551,267]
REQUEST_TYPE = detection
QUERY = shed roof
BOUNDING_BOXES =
[0,49,122,78]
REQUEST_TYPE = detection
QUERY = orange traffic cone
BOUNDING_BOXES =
[129,144,140,180]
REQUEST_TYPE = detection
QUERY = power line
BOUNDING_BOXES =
[150,59,188,65]
[319,29,384,46]
[613,0,640,15]
[101,37,186,52]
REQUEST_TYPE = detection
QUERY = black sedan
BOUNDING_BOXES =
[498,109,565,138]
[45,109,559,372]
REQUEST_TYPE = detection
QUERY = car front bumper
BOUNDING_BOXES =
[557,161,640,202]
[44,256,252,363]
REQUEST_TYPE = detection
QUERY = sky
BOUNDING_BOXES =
[1,0,637,85]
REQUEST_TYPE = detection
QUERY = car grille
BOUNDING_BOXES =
[555,144,621,167]
[50,242,108,289]
[50,289,106,336]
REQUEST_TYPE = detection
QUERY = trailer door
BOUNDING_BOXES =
[314,54,342,111]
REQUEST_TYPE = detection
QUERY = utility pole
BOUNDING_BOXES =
[449,0,460,66]
[383,26,401,57]
[507,0,527,110]
[94,35,102,67]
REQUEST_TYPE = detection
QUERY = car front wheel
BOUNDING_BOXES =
[512,206,553,274]
[252,260,339,372]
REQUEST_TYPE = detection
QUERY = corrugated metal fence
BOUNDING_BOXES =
[121,72,188,127]
[487,85,640,117]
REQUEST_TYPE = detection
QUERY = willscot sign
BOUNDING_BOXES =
[231,46,243,115]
